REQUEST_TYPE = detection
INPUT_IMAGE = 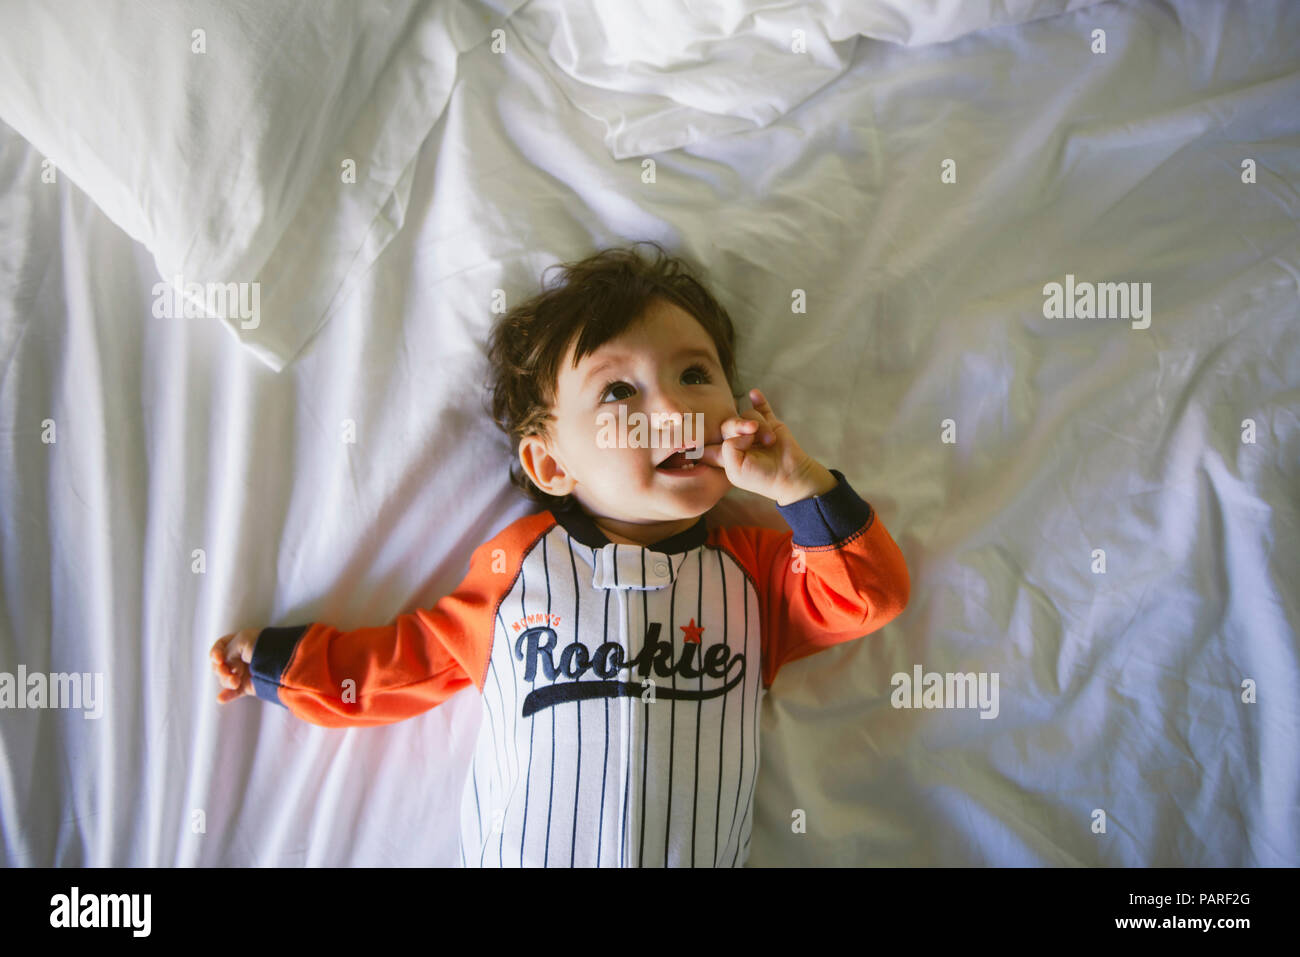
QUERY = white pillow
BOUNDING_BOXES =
[511,0,1109,159]
[0,0,525,371]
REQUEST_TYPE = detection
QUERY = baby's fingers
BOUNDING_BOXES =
[217,683,252,704]
[720,415,760,440]
[218,660,246,688]
[694,444,725,468]
[216,666,255,703]
[217,628,258,663]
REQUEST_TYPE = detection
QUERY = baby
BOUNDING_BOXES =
[211,241,910,867]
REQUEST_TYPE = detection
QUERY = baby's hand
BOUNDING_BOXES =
[697,387,837,506]
[210,628,259,704]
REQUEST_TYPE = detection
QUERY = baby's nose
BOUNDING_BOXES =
[652,407,697,448]
[652,386,692,416]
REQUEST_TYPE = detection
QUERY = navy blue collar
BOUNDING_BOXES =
[551,501,708,554]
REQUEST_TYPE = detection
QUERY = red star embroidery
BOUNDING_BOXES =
[680,618,705,644]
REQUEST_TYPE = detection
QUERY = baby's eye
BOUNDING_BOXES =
[682,364,712,385]
[599,381,634,403]
[598,365,712,403]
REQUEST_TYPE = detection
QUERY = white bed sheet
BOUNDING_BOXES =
[1,0,1297,866]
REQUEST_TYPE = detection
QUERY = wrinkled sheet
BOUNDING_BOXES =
[510,0,1111,158]
[1,0,1297,866]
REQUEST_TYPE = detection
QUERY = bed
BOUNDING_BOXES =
[1,0,1296,866]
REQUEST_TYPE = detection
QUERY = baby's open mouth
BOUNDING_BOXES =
[656,449,699,470]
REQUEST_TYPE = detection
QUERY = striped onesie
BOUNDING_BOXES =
[249,468,910,866]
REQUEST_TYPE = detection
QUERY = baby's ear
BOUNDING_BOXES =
[519,435,574,496]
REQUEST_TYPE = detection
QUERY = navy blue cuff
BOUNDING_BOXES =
[249,625,308,706]
[775,468,875,547]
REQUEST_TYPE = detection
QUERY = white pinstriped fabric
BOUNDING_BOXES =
[459,520,765,867]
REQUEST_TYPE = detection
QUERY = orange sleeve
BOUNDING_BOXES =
[248,512,555,728]
[709,469,910,689]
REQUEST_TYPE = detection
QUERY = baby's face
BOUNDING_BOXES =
[523,298,738,530]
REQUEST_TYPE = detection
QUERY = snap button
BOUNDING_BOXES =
[653,560,669,577]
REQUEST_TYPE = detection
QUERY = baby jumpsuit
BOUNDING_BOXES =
[249,468,910,866]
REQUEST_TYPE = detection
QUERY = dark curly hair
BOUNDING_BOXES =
[486,241,740,512]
